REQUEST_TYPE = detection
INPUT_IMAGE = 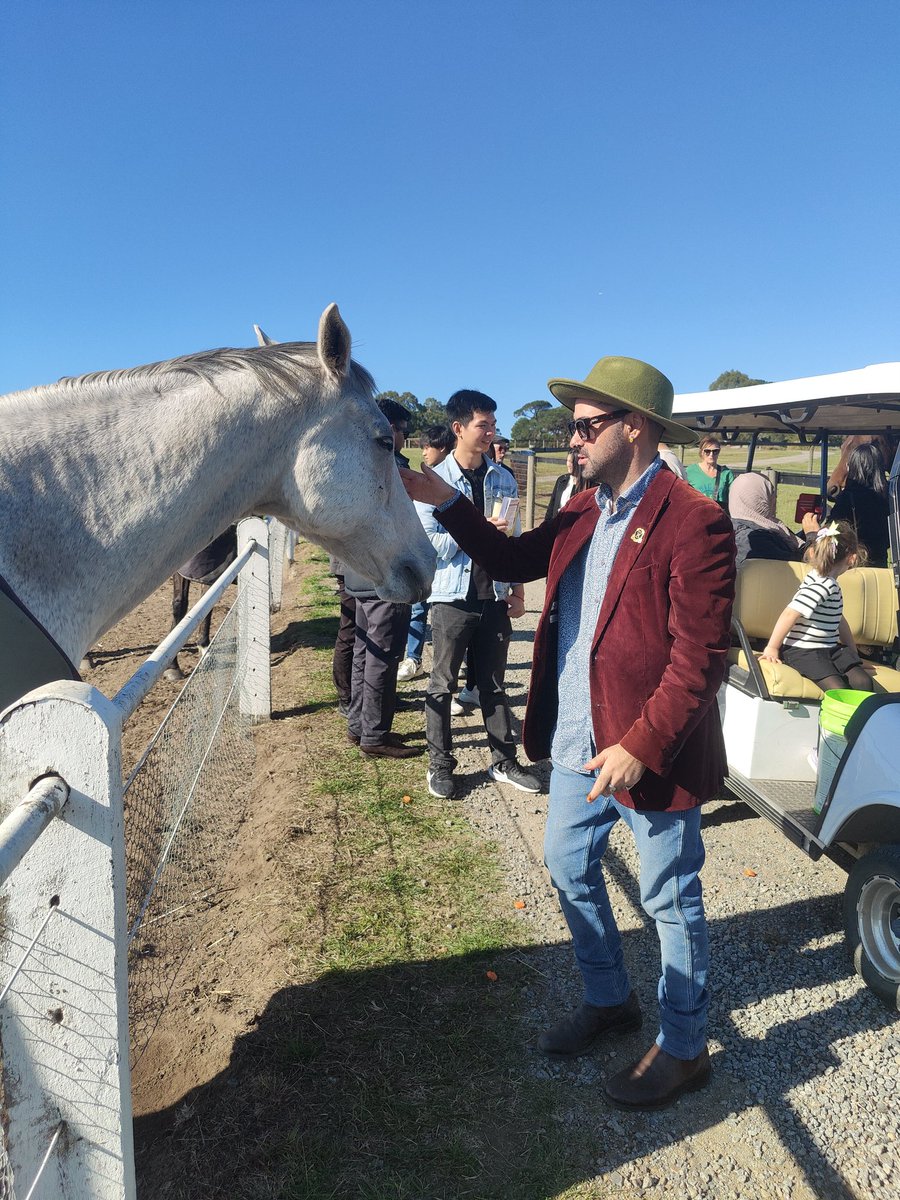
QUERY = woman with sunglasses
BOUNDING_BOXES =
[685,435,734,508]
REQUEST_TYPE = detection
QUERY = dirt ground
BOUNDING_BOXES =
[82,568,310,1135]
[86,558,898,1200]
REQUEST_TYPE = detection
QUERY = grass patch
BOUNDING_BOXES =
[146,543,588,1200]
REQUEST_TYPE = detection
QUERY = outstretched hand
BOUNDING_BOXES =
[399,463,457,507]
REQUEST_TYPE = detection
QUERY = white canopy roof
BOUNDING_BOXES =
[673,362,900,434]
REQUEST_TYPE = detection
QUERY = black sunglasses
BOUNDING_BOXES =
[566,409,630,441]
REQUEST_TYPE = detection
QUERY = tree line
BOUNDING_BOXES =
[381,370,770,447]
[375,391,448,435]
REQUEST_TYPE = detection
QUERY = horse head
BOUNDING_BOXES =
[264,305,435,604]
[827,433,898,499]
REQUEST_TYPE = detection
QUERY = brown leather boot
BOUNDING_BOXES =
[605,1043,711,1110]
[537,992,642,1057]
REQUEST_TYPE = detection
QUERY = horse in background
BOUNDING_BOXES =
[0,304,435,677]
[827,433,899,498]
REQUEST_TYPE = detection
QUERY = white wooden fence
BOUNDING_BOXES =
[0,516,292,1198]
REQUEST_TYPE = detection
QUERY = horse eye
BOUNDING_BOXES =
[376,435,394,451]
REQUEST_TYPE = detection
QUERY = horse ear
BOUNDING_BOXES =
[317,303,352,380]
[254,324,276,346]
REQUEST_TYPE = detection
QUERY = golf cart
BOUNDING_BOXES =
[674,363,900,1010]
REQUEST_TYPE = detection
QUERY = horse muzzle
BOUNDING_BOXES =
[376,556,434,605]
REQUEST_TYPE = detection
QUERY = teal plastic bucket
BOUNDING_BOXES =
[813,690,871,814]
[813,728,846,814]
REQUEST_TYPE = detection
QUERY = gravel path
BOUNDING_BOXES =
[402,580,899,1200]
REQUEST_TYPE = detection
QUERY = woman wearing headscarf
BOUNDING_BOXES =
[728,472,819,569]
[828,443,889,567]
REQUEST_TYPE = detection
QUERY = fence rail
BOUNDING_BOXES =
[0,776,69,888]
[113,538,256,721]
[0,516,292,1198]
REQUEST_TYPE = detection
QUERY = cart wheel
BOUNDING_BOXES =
[843,844,900,1011]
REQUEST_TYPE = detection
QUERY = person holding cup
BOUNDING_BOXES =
[412,389,539,800]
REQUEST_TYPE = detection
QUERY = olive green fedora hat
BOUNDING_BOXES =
[548,355,698,446]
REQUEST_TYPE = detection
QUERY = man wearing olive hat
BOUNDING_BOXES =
[401,355,735,1110]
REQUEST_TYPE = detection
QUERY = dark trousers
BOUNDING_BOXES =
[348,599,410,746]
[426,599,516,770]
[332,578,356,706]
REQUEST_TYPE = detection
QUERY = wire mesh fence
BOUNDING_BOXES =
[0,526,284,1190]
[0,1132,12,1199]
[0,914,61,1200]
[124,585,255,1063]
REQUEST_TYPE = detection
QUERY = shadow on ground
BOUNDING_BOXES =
[134,889,893,1200]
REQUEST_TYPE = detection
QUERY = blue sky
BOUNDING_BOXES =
[3,1,899,434]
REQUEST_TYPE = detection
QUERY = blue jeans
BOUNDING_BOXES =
[406,601,429,663]
[545,762,709,1059]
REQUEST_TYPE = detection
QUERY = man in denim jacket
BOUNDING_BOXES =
[414,389,541,800]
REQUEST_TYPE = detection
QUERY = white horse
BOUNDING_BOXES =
[0,304,434,668]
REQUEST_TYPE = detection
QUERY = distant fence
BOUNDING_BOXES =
[0,517,292,1198]
[506,452,824,528]
[508,450,574,527]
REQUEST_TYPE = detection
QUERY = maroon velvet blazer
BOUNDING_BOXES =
[437,468,736,811]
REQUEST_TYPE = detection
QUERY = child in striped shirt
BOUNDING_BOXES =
[760,522,874,694]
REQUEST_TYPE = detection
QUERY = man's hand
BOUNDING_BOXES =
[583,744,646,802]
[506,592,525,619]
[486,516,510,533]
[399,464,456,507]
[801,512,821,535]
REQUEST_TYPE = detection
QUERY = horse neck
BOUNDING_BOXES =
[0,376,288,661]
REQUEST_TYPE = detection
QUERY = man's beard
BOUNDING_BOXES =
[579,427,628,486]
[580,456,602,484]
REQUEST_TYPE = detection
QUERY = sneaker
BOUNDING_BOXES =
[426,768,457,799]
[397,657,422,682]
[488,760,541,793]
[457,686,480,707]
[450,698,465,716]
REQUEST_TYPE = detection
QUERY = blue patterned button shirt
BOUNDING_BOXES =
[551,456,664,771]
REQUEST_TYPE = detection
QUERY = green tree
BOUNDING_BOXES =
[513,400,552,419]
[419,397,448,429]
[708,370,769,390]
[511,404,570,447]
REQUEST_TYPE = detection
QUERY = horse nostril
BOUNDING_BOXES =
[399,560,432,602]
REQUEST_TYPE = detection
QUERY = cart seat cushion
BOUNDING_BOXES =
[867,662,900,692]
[736,560,898,647]
[731,649,900,698]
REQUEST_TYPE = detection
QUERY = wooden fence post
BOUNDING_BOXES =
[525,451,537,531]
[0,681,135,1199]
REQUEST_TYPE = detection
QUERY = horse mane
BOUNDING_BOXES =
[2,342,377,411]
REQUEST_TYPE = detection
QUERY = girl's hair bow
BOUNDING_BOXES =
[816,523,840,542]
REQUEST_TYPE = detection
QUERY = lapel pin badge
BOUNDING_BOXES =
[631,527,646,543]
